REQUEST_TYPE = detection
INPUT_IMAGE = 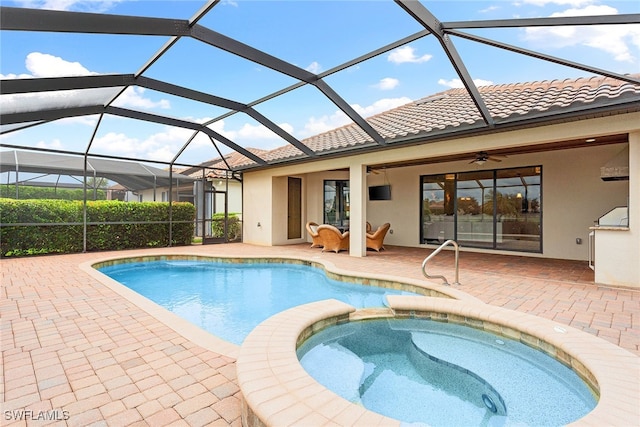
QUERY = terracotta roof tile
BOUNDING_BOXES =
[203,74,639,169]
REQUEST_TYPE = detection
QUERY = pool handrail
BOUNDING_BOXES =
[422,239,460,285]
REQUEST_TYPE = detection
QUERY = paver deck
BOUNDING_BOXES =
[1,243,638,426]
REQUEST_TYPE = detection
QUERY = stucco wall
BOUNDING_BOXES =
[242,172,273,246]
[593,134,639,287]
[297,145,628,261]
[241,113,639,284]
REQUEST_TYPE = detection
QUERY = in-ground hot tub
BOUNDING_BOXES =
[236,297,640,427]
[297,317,594,425]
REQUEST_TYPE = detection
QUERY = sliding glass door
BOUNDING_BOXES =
[456,170,494,248]
[421,166,542,252]
[421,174,455,244]
[495,167,541,251]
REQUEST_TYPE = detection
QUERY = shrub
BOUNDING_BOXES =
[0,199,195,257]
[211,212,241,241]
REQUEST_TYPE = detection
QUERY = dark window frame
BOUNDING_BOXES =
[323,179,350,228]
[420,165,542,253]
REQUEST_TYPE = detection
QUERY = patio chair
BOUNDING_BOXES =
[366,221,372,233]
[305,221,323,248]
[366,222,390,252]
[317,224,350,253]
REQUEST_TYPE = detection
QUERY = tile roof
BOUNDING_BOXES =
[230,74,640,169]
[185,148,269,178]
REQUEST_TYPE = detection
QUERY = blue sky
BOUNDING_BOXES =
[1,0,639,167]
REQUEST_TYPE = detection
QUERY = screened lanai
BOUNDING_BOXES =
[0,149,196,196]
[1,1,639,255]
[2,1,639,170]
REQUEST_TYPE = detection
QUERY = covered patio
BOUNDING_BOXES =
[1,244,637,425]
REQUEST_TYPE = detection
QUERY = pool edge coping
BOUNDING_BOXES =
[236,297,640,427]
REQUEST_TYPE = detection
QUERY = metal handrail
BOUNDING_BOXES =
[421,239,460,285]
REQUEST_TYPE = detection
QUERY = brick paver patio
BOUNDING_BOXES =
[1,243,638,426]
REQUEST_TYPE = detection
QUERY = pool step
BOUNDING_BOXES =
[409,334,507,416]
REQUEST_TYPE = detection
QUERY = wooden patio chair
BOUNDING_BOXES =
[317,224,350,253]
[366,222,390,252]
[305,221,323,248]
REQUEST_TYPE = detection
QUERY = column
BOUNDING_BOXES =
[349,163,367,257]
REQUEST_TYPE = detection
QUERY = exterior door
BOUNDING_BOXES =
[287,177,302,239]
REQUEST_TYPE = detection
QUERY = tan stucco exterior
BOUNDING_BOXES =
[242,112,640,288]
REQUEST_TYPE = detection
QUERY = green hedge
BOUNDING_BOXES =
[0,199,195,257]
[211,212,241,241]
[0,184,106,200]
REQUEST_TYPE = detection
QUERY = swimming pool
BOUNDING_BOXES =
[297,318,596,426]
[98,259,418,344]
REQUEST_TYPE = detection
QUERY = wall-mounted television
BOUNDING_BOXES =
[368,185,391,201]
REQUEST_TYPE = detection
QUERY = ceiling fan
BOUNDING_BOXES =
[469,151,505,165]
[367,166,385,175]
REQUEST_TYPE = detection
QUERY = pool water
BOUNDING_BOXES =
[99,260,415,345]
[297,318,596,426]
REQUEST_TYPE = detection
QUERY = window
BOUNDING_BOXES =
[324,180,350,228]
[421,166,541,252]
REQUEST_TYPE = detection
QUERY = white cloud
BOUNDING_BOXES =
[26,52,94,77]
[92,126,197,162]
[112,87,171,110]
[206,120,295,150]
[297,97,412,138]
[236,122,283,140]
[523,5,640,62]
[0,73,33,79]
[306,61,322,74]
[4,52,172,117]
[93,132,143,158]
[14,0,121,12]
[480,5,500,13]
[352,97,412,117]
[300,112,349,137]
[438,78,494,88]
[375,77,400,90]
[277,123,294,134]
[35,138,63,150]
[518,0,594,6]
[388,46,432,64]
